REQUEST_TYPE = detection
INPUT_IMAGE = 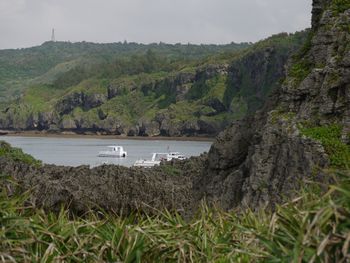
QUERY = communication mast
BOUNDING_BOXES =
[51,28,56,42]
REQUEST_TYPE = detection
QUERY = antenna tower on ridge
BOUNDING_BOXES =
[51,28,56,42]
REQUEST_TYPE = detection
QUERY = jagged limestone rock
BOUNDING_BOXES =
[197,0,349,210]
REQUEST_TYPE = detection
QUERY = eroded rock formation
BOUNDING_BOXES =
[197,0,349,209]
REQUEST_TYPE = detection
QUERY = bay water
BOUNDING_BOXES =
[1,136,212,167]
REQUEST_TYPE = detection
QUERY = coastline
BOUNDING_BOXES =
[0,130,215,142]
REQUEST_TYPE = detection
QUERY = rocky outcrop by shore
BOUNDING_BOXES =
[0,155,201,216]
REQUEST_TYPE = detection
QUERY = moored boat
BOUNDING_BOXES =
[98,146,127,158]
[133,153,164,167]
[133,151,186,168]
[166,152,186,161]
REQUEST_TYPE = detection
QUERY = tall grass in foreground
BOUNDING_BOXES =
[0,173,349,262]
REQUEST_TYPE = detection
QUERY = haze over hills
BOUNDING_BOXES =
[0,32,307,136]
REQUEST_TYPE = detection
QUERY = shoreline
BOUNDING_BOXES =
[0,130,215,142]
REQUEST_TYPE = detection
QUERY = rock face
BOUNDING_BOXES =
[281,6,350,125]
[55,92,107,115]
[0,157,195,216]
[225,44,289,112]
[195,0,349,210]
[56,93,84,115]
[312,0,332,29]
[198,111,330,210]
[0,36,302,137]
[138,120,160,136]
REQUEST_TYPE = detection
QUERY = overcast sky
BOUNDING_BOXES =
[0,0,312,50]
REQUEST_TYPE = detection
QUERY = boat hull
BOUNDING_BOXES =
[98,152,127,158]
[133,160,161,167]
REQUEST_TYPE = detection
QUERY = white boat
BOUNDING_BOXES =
[98,146,127,158]
[133,152,186,168]
[166,152,186,161]
[133,153,166,168]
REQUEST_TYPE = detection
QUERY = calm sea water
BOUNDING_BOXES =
[1,136,212,167]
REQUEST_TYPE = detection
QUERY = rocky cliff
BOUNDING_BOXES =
[196,0,350,210]
[0,0,348,216]
[0,32,306,137]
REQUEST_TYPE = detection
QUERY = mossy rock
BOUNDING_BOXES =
[300,124,350,168]
[0,141,42,167]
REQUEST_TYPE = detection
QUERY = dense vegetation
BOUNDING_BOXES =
[0,32,308,136]
[1,167,349,262]
[222,32,307,112]
[0,142,348,262]
[300,124,350,168]
[0,41,249,101]
[0,141,41,167]
[332,0,350,14]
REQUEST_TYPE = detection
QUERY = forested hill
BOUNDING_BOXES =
[0,32,307,136]
[0,41,249,100]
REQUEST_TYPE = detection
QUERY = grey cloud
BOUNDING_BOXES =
[0,0,312,49]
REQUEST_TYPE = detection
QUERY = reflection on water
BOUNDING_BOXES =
[1,136,212,167]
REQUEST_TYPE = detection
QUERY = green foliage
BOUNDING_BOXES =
[223,31,309,111]
[300,124,350,168]
[160,164,182,176]
[282,30,314,87]
[186,72,210,100]
[332,0,350,15]
[0,141,41,166]
[1,169,349,261]
[21,84,64,112]
[270,109,296,124]
[187,74,227,102]
[229,96,248,119]
[161,101,202,123]
[205,75,227,100]
[293,30,313,60]
[71,78,107,95]
[289,60,313,83]
[101,90,157,125]
[0,41,249,101]
[243,173,350,262]
[0,31,307,134]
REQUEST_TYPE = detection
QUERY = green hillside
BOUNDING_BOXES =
[0,31,307,136]
[0,41,249,101]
